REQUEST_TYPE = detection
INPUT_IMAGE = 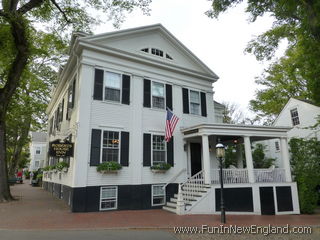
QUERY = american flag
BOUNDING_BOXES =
[165,109,179,142]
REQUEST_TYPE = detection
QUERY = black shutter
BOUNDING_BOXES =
[200,92,207,117]
[143,79,151,108]
[143,133,151,166]
[90,129,101,166]
[93,69,104,100]
[167,137,174,167]
[182,88,189,114]
[121,75,131,105]
[72,78,76,108]
[120,131,129,166]
[166,84,173,110]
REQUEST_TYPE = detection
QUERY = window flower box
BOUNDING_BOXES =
[55,162,69,172]
[150,163,172,173]
[97,161,122,174]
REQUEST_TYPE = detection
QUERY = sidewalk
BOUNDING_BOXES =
[0,183,319,230]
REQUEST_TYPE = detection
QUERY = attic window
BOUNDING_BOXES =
[166,54,173,60]
[141,48,149,53]
[151,48,163,57]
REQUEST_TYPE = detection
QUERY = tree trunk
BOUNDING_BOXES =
[0,16,30,202]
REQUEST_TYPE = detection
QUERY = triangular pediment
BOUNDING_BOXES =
[80,24,218,80]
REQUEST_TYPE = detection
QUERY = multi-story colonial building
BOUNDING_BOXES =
[29,132,47,172]
[43,24,300,215]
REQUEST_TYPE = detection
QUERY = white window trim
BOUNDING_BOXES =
[100,130,121,164]
[290,108,300,126]
[151,184,166,206]
[139,47,174,61]
[188,89,201,116]
[151,80,166,110]
[151,134,167,166]
[100,186,118,211]
[102,70,123,104]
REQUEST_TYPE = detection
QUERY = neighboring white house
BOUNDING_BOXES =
[262,98,320,164]
[43,24,299,215]
[29,132,47,172]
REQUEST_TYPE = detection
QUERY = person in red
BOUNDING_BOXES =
[16,169,23,184]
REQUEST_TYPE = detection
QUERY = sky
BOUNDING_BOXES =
[93,0,278,113]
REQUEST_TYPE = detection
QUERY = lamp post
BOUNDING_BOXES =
[216,141,226,224]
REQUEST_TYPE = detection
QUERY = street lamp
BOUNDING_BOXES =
[216,141,226,224]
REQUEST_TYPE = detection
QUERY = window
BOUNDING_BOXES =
[152,135,166,165]
[152,185,166,206]
[166,54,173,60]
[100,186,117,210]
[189,90,201,115]
[141,48,149,53]
[102,131,120,163]
[151,48,163,57]
[67,78,76,120]
[105,72,121,102]
[35,161,40,168]
[152,82,165,109]
[290,108,300,126]
[275,141,280,151]
[35,147,41,155]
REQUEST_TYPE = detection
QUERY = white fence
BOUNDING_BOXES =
[211,169,249,184]
[254,168,286,182]
[211,168,286,184]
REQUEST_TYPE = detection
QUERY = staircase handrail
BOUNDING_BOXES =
[180,170,205,205]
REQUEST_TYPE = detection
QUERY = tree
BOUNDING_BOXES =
[206,0,320,117]
[0,0,151,202]
[221,102,246,124]
[289,138,320,213]
[252,143,275,168]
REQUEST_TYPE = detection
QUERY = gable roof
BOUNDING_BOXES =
[273,98,320,126]
[77,24,219,80]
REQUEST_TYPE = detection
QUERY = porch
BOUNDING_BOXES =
[182,123,293,185]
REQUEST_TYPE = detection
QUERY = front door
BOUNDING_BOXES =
[259,187,275,215]
[190,143,202,176]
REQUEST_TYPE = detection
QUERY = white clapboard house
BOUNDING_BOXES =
[262,98,320,164]
[43,24,300,215]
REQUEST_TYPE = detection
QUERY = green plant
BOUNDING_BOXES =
[96,161,122,172]
[252,144,275,168]
[49,165,56,171]
[43,166,51,171]
[150,163,172,171]
[36,174,43,180]
[24,171,31,179]
[55,162,69,171]
[290,138,320,213]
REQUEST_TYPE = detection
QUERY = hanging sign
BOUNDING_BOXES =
[49,139,74,157]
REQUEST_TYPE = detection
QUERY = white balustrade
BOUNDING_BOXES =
[254,168,286,182]
[211,169,249,184]
[180,170,206,205]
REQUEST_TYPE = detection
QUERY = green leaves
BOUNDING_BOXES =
[289,138,320,213]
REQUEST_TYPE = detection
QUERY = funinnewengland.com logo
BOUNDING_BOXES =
[173,224,312,236]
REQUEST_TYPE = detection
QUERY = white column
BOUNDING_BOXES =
[244,136,255,183]
[202,135,211,184]
[236,143,244,168]
[280,137,292,182]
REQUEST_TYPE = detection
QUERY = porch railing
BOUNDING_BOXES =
[180,170,206,205]
[211,169,249,184]
[254,168,286,182]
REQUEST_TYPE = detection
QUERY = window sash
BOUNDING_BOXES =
[190,90,200,104]
[100,187,117,210]
[152,185,165,206]
[102,131,119,163]
[290,108,300,126]
[104,71,121,102]
[152,135,166,165]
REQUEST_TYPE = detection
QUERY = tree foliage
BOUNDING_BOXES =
[0,0,151,202]
[207,0,320,118]
[289,138,320,213]
[252,143,275,168]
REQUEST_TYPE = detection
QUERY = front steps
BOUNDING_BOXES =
[162,184,211,214]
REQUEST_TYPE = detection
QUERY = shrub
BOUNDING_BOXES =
[24,170,31,179]
[290,138,320,213]
[97,161,122,172]
[150,163,172,170]
[36,173,43,180]
[43,166,51,171]
[252,143,275,168]
[55,162,69,171]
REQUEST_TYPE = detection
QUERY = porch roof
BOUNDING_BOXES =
[181,123,292,140]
